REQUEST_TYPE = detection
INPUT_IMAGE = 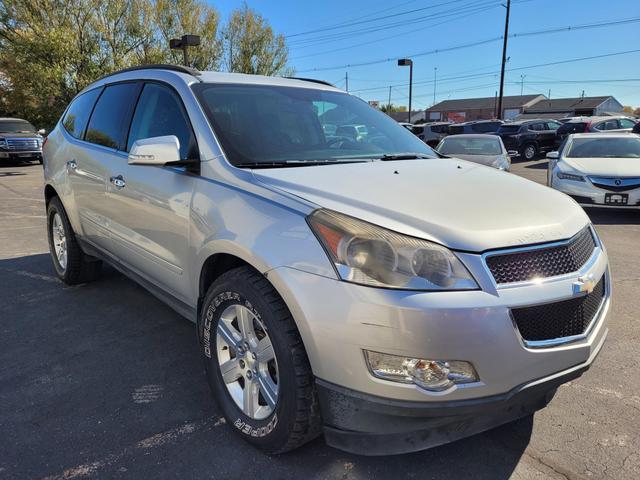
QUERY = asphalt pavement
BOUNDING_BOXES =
[1,158,639,480]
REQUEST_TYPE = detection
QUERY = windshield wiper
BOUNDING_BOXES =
[380,152,436,161]
[235,159,369,169]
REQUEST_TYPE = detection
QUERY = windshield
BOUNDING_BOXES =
[0,120,36,133]
[566,137,640,158]
[192,83,436,166]
[437,136,502,155]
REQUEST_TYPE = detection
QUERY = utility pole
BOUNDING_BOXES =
[345,72,349,92]
[433,67,438,106]
[494,91,498,118]
[548,89,551,99]
[496,0,511,120]
[520,74,526,96]
[388,86,392,109]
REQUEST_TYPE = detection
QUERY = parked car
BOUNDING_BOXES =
[495,119,562,160]
[435,134,512,170]
[555,116,638,148]
[547,132,640,208]
[398,122,413,131]
[44,65,609,456]
[411,121,449,147]
[447,120,504,135]
[0,117,45,164]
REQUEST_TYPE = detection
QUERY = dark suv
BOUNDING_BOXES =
[448,120,503,135]
[495,119,561,160]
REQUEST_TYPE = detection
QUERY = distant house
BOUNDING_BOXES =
[516,96,624,120]
[424,94,544,122]
[387,110,425,123]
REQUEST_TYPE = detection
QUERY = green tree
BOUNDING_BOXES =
[221,3,290,76]
[0,0,290,129]
[380,103,407,113]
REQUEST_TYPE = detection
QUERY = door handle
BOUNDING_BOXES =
[110,175,126,189]
[66,159,77,170]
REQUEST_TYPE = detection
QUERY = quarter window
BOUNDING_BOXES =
[127,83,198,160]
[85,83,139,150]
[62,88,102,139]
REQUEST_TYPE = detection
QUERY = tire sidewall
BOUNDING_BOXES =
[47,199,67,278]
[200,278,298,451]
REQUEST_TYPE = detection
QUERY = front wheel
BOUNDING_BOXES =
[199,267,321,453]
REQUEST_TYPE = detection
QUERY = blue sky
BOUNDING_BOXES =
[214,0,640,109]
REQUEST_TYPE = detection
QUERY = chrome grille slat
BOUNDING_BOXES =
[486,228,596,284]
[6,138,40,151]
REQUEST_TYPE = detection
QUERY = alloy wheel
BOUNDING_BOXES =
[216,304,279,420]
[51,213,67,270]
[524,145,536,160]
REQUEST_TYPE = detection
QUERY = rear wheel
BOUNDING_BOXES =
[47,196,102,284]
[199,267,321,453]
[522,143,537,161]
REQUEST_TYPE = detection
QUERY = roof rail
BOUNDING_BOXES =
[96,64,201,82]
[285,77,335,87]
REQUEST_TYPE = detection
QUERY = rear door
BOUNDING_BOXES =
[104,82,198,302]
[542,121,561,150]
[66,82,140,252]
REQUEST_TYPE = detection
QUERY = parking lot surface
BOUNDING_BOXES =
[1,159,639,480]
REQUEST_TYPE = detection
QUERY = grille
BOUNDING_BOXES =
[511,276,605,342]
[589,177,640,192]
[6,138,40,151]
[486,228,596,284]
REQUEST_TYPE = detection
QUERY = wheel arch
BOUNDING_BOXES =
[44,183,58,205]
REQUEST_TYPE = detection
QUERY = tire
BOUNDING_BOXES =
[47,196,102,285]
[521,143,537,161]
[199,266,321,454]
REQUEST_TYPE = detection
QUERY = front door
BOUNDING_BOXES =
[104,82,199,302]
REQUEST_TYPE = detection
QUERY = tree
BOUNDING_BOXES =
[623,106,635,115]
[0,0,291,129]
[380,103,407,113]
[221,3,290,76]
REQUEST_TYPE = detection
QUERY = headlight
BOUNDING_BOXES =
[556,171,585,182]
[364,350,478,392]
[307,209,478,290]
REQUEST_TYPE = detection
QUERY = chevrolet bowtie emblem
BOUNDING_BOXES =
[573,273,596,296]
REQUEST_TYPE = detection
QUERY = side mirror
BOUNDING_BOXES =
[128,135,181,165]
[546,151,559,160]
[37,128,46,135]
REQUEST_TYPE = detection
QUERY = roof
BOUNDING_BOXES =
[441,134,502,140]
[569,132,636,139]
[503,118,555,125]
[425,94,542,112]
[0,117,29,122]
[523,96,612,113]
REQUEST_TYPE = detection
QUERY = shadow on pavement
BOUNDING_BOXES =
[587,208,640,226]
[0,253,532,480]
[524,161,548,170]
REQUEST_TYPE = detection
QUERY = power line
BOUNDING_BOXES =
[295,16,640,73]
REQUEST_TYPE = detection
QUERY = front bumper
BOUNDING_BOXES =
[552,176,640,208]
[318,333,605,455]
[0,150,42,161]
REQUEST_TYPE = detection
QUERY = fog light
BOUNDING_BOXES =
[364,350,478,392]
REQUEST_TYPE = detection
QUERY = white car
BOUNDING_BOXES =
[547,133,640,209]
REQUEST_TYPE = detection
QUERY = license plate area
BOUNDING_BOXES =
[604,193,628,205]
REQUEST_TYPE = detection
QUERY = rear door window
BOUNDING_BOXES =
[85,82,140,150]
[127,83,198,160]
[62,88,102,139]
[528,123,544,131]
[619,118,636,129]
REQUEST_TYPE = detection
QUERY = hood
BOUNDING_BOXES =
[252,158,589,252]
[448,153,503,167]
[0,132,41,139]
[562,157,640,177]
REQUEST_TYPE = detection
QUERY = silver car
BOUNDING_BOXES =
[43,65,610,456]
[435,134,512,170]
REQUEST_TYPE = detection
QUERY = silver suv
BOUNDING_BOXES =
[44,65,610,456]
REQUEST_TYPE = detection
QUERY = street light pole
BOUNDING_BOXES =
[433,67,437,106]
[398,58,413,123]
[520,74,526,96]
[497,0,511,120]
